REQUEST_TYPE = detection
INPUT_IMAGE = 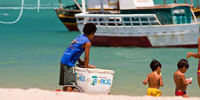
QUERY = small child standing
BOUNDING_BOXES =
[143,60,164,97]
[173,59,192,97]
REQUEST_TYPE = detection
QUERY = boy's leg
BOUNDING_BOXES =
[182,93,189,97]
[66,87,73,91]
[63,86,73,91]
[198,60,200,88]
[198,74,200,88]
[59,63,64,85]
[63,65,76,92]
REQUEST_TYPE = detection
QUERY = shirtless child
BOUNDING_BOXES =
[173,59,192,97]
[143,60,164,97]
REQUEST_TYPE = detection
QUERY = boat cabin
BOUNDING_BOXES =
[119,0,192,25]
[87,0,119,10]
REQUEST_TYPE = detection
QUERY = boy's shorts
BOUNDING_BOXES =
[59,62,76,85]
[147,88,162,97]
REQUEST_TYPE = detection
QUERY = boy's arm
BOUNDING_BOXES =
[84,42,96,68]
[187,37,200,58]
[84,42,91,68]
[78,58,84,65]
[159,76,164,87]
[181,74,192,86]
[143,75,148,85]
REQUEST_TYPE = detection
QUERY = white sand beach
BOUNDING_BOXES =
[1,88,200,100]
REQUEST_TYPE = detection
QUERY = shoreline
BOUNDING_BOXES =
[1,88,200,100]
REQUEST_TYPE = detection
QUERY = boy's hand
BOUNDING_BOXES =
[143,81,147,85]
[143,81,145,85]
[186,77,192,84]
[189,80,192,84]
[186,52,193,58]
[187,80,192,84]
[76,64,85,68]
[78,58,84,65]
[88,64,96,68]
[76,64,96,68]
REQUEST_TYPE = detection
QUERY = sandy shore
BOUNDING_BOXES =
[1,88,200,100]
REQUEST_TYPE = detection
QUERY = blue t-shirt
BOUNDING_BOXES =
[61,35,90,66]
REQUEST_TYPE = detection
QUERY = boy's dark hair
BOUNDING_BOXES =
[177,59,189,69]
[150,59,162,71]
[83,23,97,35]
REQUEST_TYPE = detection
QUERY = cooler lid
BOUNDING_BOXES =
[87,68,115,74]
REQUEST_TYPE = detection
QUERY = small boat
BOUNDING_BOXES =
[55,0,200,31]
[75,0,200,47]
[55,0,82,31]
[55,0,120,31]
[193,7,200,18]
[191,0,200,18]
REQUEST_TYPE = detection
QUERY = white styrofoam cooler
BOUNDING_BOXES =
[75,67,115,94]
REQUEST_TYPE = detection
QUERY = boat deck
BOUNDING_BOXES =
[135,4,191,9]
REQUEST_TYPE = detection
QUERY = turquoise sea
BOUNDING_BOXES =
[0,0,200,97]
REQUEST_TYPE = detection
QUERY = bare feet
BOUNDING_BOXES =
[186,52,193,58]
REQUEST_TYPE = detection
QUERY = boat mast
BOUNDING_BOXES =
[74,0,82,11]
[82,0,86,13]
[197,0,200,7]
[73,0,85,12]
[100,0,104,12]
[59,0,63,9]
[190,0,194,7]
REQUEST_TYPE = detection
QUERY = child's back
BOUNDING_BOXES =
[173,59,192,97]
[143,60,163,97]
[174,71,187,92]
[147,72,162,89]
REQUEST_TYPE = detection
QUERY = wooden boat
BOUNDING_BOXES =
[55,0,119,31]
[75,0,200,47]
[191,0,200,18]
[55,0,81,31]
[193,7,200,18]
[55,0,200,31]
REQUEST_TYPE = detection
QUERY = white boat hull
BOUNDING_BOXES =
[75,13,200,47]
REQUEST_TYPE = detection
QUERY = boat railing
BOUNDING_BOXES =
[75,13,161,27]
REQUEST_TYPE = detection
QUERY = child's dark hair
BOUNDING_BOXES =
[177,59,189,69]
[150,59,162,71]
[83,23,97,35]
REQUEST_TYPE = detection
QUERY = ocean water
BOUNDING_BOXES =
[0,0,200,97]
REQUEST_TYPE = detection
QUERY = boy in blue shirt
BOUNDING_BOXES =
[59,23,97,91]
